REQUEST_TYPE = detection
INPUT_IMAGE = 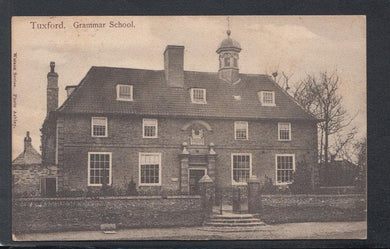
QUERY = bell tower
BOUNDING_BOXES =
[216,19,241,83]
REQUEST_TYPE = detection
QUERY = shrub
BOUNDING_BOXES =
[290,160,313,194]
[126,178,138,196]
[86,187,101,198]
[101,183,116,196]
[261,174,276,194]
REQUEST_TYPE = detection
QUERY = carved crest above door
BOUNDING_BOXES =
[191,128,204,145]
[181,120,212,146]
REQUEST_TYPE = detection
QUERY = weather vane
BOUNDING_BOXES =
[227,16,231,36]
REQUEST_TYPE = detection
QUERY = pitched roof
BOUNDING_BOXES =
[57,67,318,121]
[13,144,42,165]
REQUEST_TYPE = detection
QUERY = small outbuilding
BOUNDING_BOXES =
[12,131,58,197]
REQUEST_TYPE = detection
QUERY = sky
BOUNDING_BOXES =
[11,16,366,159]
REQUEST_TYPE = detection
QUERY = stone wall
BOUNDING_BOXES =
[12,196,203,234]
[260,194,366,224]
[12,164,58,197]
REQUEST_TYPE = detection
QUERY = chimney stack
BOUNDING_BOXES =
[164,45,184,88]
[47,61,59,114]
[24,131,32,152]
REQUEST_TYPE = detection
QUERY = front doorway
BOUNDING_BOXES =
[40,177,57,197]
[188,168,206,195]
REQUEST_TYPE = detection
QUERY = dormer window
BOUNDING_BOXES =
[116,84,133,101]
[259,91,275,106]
[191,88,207,104]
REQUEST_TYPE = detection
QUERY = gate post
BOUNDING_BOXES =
[207,143,217,182]
[199,174,215,218]
[248,175,262,214]
[180,142,190,194]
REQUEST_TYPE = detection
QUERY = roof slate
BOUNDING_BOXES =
[57,67,318,121]
[13,144,42,165]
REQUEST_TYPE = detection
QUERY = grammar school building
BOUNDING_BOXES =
[40,30,319,197]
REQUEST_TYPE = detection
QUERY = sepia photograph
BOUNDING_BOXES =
[11,15,366,240]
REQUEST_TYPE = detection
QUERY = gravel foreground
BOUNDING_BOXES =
[13,221,366,241]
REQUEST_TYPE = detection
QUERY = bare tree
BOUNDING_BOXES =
[293,71,354,167]
[272,70,294,92]
[355,137,367,168]
[354,137,367,192]
[331,126,358,162]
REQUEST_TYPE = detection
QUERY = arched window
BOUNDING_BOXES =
[224,57,231,67]
[233,57,238,67]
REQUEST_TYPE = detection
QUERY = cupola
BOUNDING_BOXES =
[216,29,241,83]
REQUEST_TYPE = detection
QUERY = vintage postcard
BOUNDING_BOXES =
[11,16,366,240]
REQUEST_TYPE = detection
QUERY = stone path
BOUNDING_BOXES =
[13,221,366,241]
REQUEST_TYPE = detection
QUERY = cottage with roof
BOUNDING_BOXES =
[41,30,319,197]
[13,132,58,197]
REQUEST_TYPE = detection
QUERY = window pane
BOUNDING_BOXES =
[140,154,160,184]
[262,91,274,104]
[236,129,246,139]
[235,122,248,140]
[192,89,206,103]
[92,117,107,136]
[279,123,290,140]
[143,119,157,137]
[119,85,132,99]
[144,126,156,137]
[141,164,159,184]
[89,153,110,185]
[277,155,294,183]
[233,155,250,182]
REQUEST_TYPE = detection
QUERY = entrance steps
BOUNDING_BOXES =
[203,213,266,231]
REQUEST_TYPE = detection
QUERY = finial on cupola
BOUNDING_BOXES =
[227,16,231,37]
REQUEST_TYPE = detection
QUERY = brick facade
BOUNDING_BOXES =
[55,114,317,193]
